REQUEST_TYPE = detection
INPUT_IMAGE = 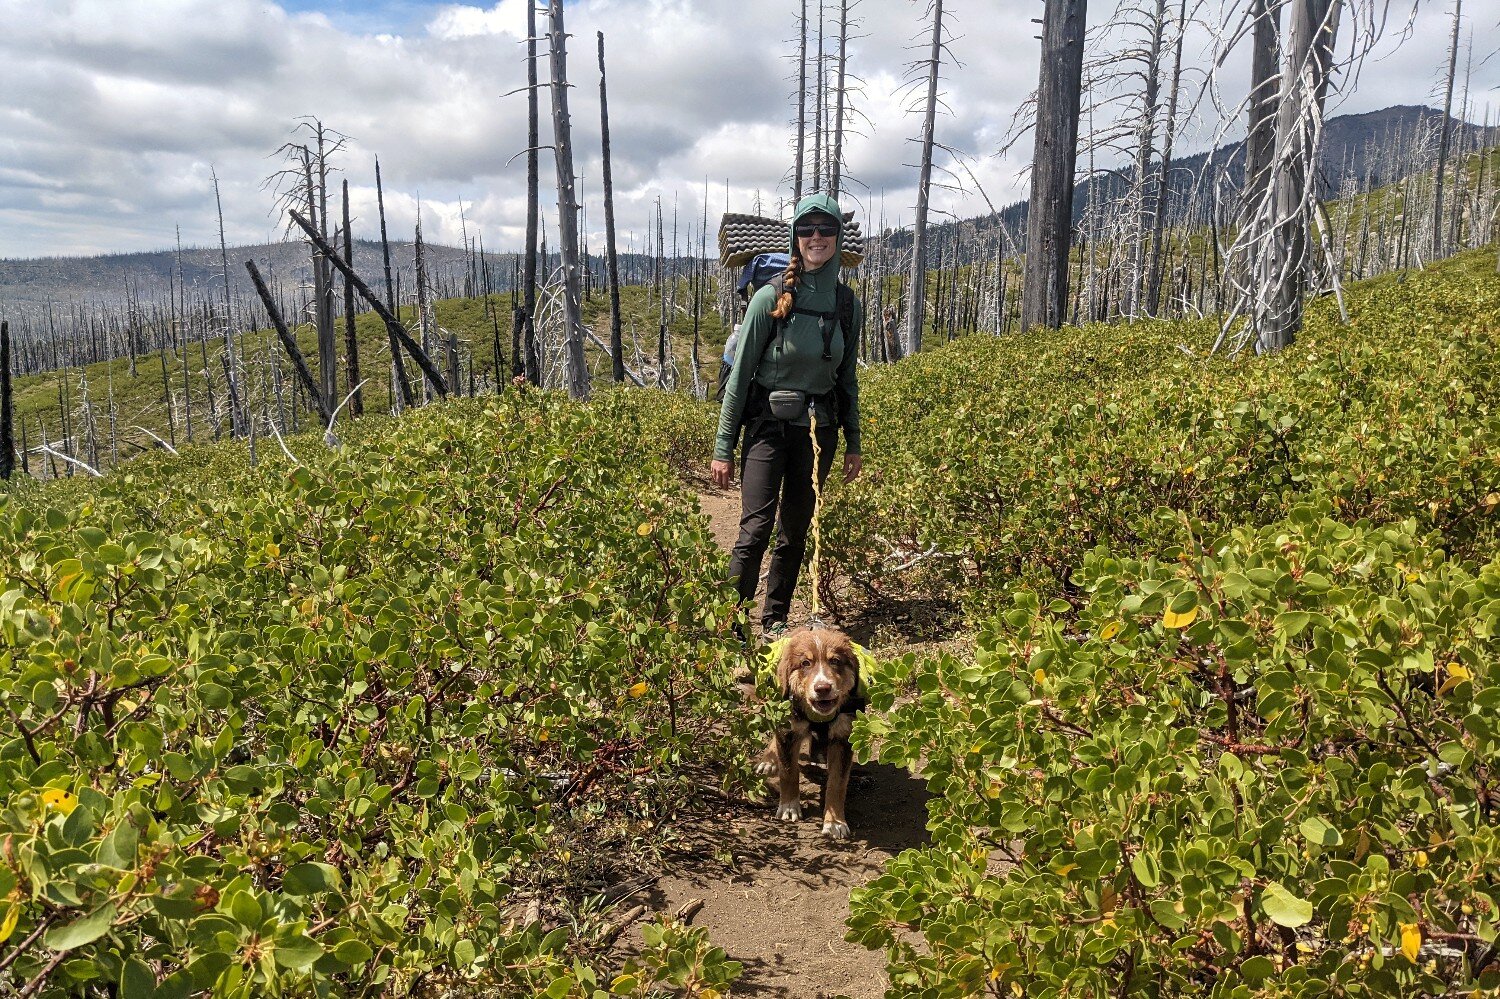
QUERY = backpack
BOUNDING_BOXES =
[714,258,856,405]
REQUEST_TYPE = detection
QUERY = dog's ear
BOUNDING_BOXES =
[774,639,795,698]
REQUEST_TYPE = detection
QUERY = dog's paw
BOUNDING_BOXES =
[822,819,851,839]
[775,801,802,822]
[754,759,778,777]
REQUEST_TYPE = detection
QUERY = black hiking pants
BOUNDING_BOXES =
[727,418,839,628]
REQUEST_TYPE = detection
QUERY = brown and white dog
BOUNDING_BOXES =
[755,627,866,838]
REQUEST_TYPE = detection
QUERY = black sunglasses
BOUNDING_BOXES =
[795,221,840,238]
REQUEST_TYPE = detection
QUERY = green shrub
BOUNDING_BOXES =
[852,503,1499,996]
[0,391,748,996]
[822,252,1499,622]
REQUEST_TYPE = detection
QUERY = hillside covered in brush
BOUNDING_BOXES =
[1,243,1496,996]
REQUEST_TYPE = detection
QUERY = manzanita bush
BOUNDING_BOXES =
[0,390,746,996]
[821,251,1498,621]
[852,503,1499,996]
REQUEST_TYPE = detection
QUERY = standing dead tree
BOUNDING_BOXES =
[288,210,449,398]
[340,179,364,417]
[598,30,625,384]
[1022,0,1089,332]
[1,321,13,481]
[547,0,591,400]
[904,0,949,354]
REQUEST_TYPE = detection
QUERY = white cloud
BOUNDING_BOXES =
[0,0,1493,260]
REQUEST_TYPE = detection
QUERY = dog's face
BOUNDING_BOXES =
[777,628,859,719]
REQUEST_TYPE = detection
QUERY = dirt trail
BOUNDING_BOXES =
[619,489,933,998]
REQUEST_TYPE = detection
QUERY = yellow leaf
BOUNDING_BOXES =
[1405,572,1420,583]
[1483,492,1499,511]
[1055,863,1077,876]
[0,902,18,944]
[1162,605,1198,629]
[627,681,648,699]
[40,789,77,815]
[702,991,721,999]
[1099,621,1121,641]
[266,542,280,558]
[1414,850,1429,869]
[636,522,653,536]
[1033,668,1046,684]
[1400,922,1421,963]
[537,728,550,743]
[1438,664,1471,697]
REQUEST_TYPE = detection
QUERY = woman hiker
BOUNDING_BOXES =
[711,193,864,641]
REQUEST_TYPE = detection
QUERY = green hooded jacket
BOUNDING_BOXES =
[714,193,863,463]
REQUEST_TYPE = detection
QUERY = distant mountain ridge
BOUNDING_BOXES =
[877,104,1496,254]
[3,106,1491,324]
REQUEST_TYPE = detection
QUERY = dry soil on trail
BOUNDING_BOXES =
[617,489,934,998]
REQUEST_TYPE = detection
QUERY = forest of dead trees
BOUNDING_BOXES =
[1,0,1496,481]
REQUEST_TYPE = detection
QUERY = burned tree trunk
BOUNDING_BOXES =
[341,179,364,417]
[905,0,945,354]
[375,158,414,407]
[795,0,809,201]
[548,0,591,400]
[598,30,625,384]
[1256,0,1341,353]
[1431,0,1462,260]
[1,321,13,481]
[246,261,332,425]
[1021,0,1088,332]
[288,209,449,397]
[830,0,849,199]
[522,0,543,386]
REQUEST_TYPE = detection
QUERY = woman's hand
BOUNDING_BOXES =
[711,458,734,489]
[843,453,863,483]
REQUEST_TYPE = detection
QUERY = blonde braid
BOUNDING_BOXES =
[770,253,802,320]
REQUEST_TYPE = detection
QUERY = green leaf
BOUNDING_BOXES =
[1240,955,1277,981]
[1299,815,1342,847]
[98,818,140,870]
[282,862,339,896]
[273,929,323,970]
[44,902,118,951]
[332,939,374,965]
[454,938,477,965]
[120,956,157,998]
[1129,850,1160,888]
[1276,611,1313,637]
[1260,883,1313,928]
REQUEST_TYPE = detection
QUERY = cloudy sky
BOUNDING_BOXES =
[1,0,1494,260]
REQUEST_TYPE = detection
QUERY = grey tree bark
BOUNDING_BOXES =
[1431,0,1462,260]
[598,31,625,384]
[341,179,364,417]
[0,321,13,480]
[522,0,542,385]
[548,0,591,400]
[1256,0,1342,353]
[905,0,945,353]
[1021,0,1088,332]
[830,0,850,199]
[795,0,809,201]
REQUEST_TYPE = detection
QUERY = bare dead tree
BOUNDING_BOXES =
[905,0,947,354]
[598,30,625,384]
[831,0,852,199]
[523,0,543,386]
[246,260,332,425]
[341,179,363,417]
[1022,0,1089,331]
[1,321,13,481]
[374,159,414,409]
[1431,0,1462,259]
[795,0,810,201]
[547,0,590,400]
